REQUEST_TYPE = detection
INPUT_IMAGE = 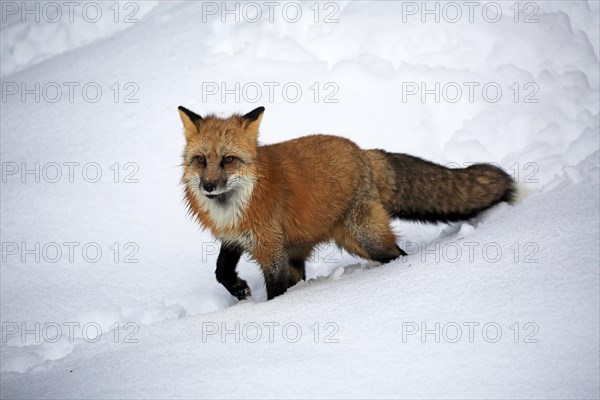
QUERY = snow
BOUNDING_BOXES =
[1,1,599,398]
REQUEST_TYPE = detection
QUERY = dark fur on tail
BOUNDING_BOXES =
[382,152,516,223]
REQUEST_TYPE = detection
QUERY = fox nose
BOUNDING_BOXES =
[203,183,215,193]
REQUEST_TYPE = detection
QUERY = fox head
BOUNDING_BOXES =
[178,106,263,213]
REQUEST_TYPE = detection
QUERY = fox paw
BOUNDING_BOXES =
[229,279,251,301]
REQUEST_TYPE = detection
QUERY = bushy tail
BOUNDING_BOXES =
[376,151,516,223]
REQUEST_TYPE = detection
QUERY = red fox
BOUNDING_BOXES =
[178,106,515,300]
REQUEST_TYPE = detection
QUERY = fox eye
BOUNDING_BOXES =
[223,156,234,164]
[196,155,205,164]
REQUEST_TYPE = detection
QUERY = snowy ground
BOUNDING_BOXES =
[1,1,599,399]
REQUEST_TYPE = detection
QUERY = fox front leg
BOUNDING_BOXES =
[263,258,289,300]
[255,246,290,300]
[215,244,251,300]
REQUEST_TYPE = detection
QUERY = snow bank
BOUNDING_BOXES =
[0,1,159,77]
[2,180,598,399]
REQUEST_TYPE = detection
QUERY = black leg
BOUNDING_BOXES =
[263,258,289,300]
[288,257,306,287]
[215,244,250,300]
[266,276,288,300]
[254,244,290,300]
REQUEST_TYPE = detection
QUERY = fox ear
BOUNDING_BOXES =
[243,106,265,126]
[178,106,202,140]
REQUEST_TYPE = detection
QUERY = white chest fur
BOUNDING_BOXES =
[196,178,255,230]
